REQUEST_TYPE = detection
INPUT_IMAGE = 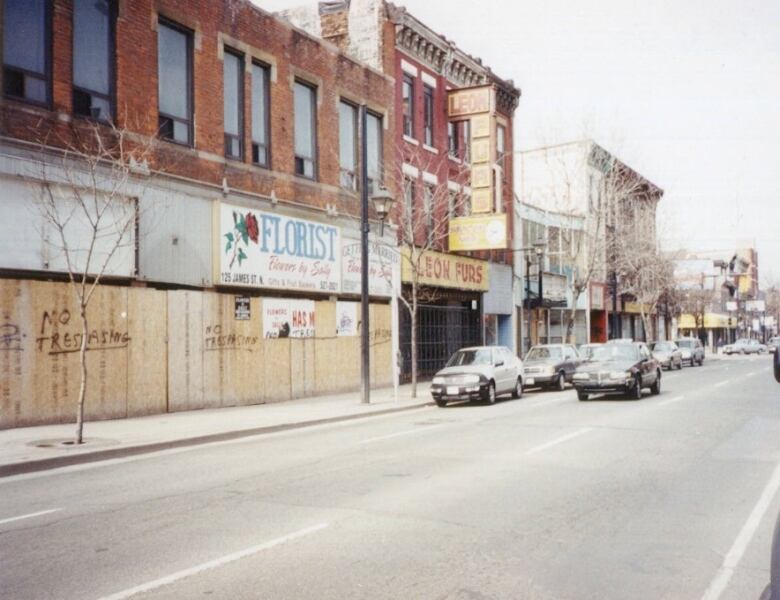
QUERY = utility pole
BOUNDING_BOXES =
[360,105,370,404]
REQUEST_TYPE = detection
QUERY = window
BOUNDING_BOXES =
[423,84,434,147]
[448,190,457,220]
[157,19,193,145]
[496,123,506,176]
[3,0,50,105]
[251,62,270,167]
[294,81,317,179]
[462,119,471,163]
[403,178,415,239]
[72,0,114,120]
[366,111,383,195]
[402,74,414,138]
[424,184,435,241]
[339,100,357,190]
[223,49,244,160]
[448,121,459,158]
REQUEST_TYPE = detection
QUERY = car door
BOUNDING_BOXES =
[563,346,578,381]
[641,344,657,383]
[492,348,509,393]
[501,347,517,391]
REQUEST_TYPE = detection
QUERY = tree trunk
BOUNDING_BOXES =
[410,288,418,399]
[75,306,88,445]
[640,311,651,343]
[565,290,581,343]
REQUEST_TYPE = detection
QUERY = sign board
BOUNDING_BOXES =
[262,298,315,338]
[341,238,397,297]
[336,301,359,336]
[447,87,493,117]
[218,203,340,293]
[590,283,605,310]
[401,247,489,291]
[234,296,251,320]
[526,272,568,305]
[448,214,507,251]
[746,300,766,312]
[726,301,738,312]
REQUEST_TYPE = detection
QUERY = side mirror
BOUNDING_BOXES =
[774,349,780,384]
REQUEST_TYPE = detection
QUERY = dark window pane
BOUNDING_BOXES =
[4,0,46,74]
[223,51,241,137]
[402,75,414,137]
[158,22,189,120]
[25,75,47,103]
[3,68,24,97]
[73,0,110,95]
[423,85,434,146]
[173,120,189,144]
[251,63,269,163]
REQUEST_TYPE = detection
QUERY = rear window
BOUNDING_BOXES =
[527,347,562,360]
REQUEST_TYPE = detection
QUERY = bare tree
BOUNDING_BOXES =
[31,119,161,444]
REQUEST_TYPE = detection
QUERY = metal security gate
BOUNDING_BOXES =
[399,303,482,382]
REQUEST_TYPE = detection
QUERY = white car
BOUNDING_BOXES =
[724,338,767,355]
[430,346,524,407]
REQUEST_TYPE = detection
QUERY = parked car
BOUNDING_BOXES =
[522,344,581,391]
[430,346,523,407]
[578,343,603,361]
[675,338,705,365]
[572,341,661,401]
[649,340,683,370]
[761,349,780,600]
[769,337,780,353]
[723,338,767,355]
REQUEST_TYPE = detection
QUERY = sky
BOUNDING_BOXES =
[256,0,780,285]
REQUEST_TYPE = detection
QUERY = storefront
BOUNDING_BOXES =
[399,249,489,381]
[677,313,735,351]
[589,282,608,343]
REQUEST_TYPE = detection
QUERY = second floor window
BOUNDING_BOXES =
[158,19,193,145]
[424,184,435,241]
[366,111,383,195]
[73,0,114,121]
[339,101,357,190]
[223,49,243,160]
[463,119,471,163]
[3,0,50,106]
[423,84,434,147]
[448,121,459,158]
[496,123,506,176]
[251,62,270,167]
[402,74,414,138]
[294,81,317,179]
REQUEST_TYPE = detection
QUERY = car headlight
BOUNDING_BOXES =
[432,376,446,385]
[610,371,629,380]
[462,374,480,384]
[573,373,589,381]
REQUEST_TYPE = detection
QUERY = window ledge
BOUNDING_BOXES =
[448,154,462,164]
[403,135,419,146]
[423,144,438,155]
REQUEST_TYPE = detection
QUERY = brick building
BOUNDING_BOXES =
[281,0,521,380]
[0,0,399,427]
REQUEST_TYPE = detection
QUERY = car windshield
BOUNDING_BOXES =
[651,342,674,351]
[676,340,694,348]
[446,349,492,367]
[527,347,562,360]
[580,345,601,359]
[591,344,639,362]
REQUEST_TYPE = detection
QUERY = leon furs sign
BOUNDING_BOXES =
[219,203,340,293]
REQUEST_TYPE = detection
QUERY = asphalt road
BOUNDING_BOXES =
[1,355,778,600]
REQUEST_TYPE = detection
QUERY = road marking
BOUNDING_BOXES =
[712,380,729,389]
[359,425,442,444]
[658,395,685,407]
[525,428,592,456]
[744,372,756,378]
[0,406,436,485]
[0,508,62,526]
[701,461,780,600]
[96,522,329,600]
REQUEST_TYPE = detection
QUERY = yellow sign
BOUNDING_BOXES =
[401,247,489,291]
[679,313,734,329]
[471,189,492,213]
[471,114,491,138]
[471,164,492,188]
[449,214,507,251]
[448,87,494,117]
[624,302,652,314]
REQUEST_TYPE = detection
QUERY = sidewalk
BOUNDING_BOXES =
[0,384,431,477]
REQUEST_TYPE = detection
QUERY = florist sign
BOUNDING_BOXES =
[219,203,341,293]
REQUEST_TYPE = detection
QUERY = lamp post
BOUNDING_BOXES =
[359,106,395,404]
[609,270,619,340]
[519,238,547,355]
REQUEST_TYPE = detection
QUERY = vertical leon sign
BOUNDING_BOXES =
[447,85,496,214]
[216,202,341,293]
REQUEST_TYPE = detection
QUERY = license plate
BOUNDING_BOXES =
[526,378,535,386]
[446,386,460,396]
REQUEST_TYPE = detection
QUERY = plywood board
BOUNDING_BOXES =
[0,279,32,428]
[167,290,205,411]
[264,338,291,402]
[127,287,167,417]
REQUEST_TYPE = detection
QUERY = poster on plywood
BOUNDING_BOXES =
[262,298,315,338]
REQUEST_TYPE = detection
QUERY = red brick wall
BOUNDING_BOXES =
[0,0,394,218]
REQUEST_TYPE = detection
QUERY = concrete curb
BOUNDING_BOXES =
[0,401,433,478]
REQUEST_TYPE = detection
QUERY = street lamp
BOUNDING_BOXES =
[609,270,620,340]
[520,238,547,354]
[360,105,395,405]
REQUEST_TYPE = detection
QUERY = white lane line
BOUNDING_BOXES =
[96,522,329,600]
[359,425,442,444]
[744,372,757,378]
[658,395,685,407]
[712,380,729,389]
[0,406,436,485]
[525,428,592,456]
[0,508,62,525]
[701,461,780,600]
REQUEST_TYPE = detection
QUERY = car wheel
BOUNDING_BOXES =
[630,375,643,400]
[434,398,448,408]
[651,371,661,395]
[487,381,497,405]
[577,391,589,401]
[512,377,523,399]
[554,372,565,391]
